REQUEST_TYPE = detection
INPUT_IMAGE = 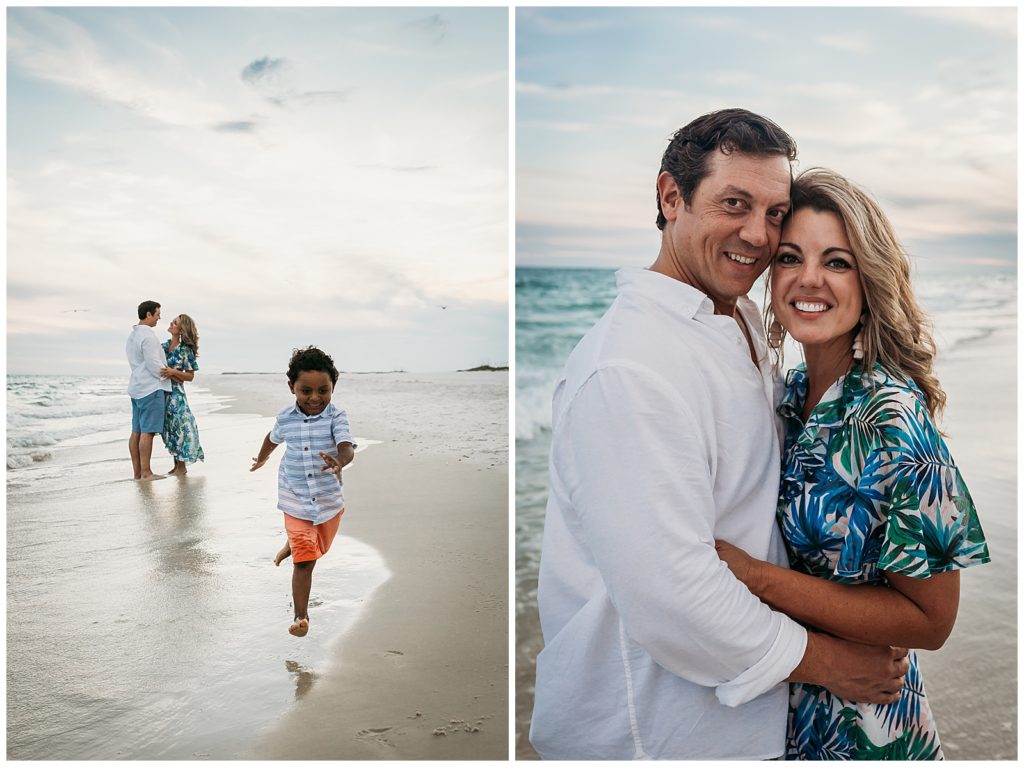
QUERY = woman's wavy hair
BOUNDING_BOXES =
[177,314,200,357]
[765,168,945,419]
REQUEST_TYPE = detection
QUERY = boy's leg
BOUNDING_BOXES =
[290,559,316,636]
[274,541,291,566]
[129,432,142,479]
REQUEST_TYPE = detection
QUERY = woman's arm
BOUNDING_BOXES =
[159,367,195,383]
[716,540,960,650]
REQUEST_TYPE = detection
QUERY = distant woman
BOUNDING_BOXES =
[715,169,990,759]
[161,313,205,475]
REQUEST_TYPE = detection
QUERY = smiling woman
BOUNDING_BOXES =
[718,167,992,759]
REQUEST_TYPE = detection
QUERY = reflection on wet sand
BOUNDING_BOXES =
[7,413,389,759]
[285,660,317,700]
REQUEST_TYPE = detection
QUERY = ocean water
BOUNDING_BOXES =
[6,376,390,759]
[7,376,229,477]
[514,264,1017,759]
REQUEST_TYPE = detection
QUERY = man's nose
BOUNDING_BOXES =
[739,216,769,249]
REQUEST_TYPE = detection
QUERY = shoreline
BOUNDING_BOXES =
[205,373,510,759]
[6,371,507,760]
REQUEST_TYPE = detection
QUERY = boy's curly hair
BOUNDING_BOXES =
[287,346,339,385]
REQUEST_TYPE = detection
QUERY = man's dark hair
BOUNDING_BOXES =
[287,346,339,385]
[656,108,798,230]
[137,300,160,320]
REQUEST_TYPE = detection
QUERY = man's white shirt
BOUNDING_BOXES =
[531,267,807,760]
[126,324,172,399]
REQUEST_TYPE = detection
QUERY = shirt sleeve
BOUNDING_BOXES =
[560,362,806,706]
[866,390,990,578]
[184,347,197,372]
[269,414,286,444]
[332,408,355,447]
[143,333,167,377]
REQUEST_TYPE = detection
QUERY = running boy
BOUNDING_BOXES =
[250,346,355,637]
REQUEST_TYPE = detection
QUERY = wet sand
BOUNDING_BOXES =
[209,372,510,760]
[7,370,508,760]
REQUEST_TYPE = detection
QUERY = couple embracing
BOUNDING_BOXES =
[531,109,990,760]
[126,300,205,480]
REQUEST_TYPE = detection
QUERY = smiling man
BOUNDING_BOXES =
[530,109,910,760]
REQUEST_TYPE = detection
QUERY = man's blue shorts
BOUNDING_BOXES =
[131,390,166,434]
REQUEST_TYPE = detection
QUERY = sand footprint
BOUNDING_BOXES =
[355,726,394,747]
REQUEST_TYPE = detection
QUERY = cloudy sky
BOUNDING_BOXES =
[516,7,1017,273]
[8,7,508,375]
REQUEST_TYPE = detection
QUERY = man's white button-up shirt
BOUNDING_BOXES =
[530,267,807,760]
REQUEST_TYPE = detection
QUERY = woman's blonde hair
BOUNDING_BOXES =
[766,168,945,419]
[177,314,200,357]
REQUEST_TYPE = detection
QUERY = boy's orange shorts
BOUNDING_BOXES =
[284,509,344,563]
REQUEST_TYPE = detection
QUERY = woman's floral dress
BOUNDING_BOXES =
[162,340,205,464]
[777,361,989,760]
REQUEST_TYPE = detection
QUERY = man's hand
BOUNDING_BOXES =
[715,539,768,596]
[795,633,910,705]
[250,456,268,472]
[320,451,342,479]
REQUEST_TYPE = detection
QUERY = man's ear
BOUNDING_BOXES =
[656,171,683,223]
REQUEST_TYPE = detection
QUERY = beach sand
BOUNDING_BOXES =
[7,371,508,760]
[515,322,1016,760]
[212,372,510,761]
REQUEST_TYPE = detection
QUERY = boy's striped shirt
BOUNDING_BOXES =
[270,402,354,524]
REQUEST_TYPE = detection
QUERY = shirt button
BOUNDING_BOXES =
[304,419,308,423]
[304,446,309,451]
[311,497,316,502]
[307,473,312,477]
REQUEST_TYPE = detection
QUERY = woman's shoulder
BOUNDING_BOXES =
[847,361,927,416]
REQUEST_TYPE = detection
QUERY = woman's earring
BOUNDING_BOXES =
[852,314,867,360]
[768,319,785,350]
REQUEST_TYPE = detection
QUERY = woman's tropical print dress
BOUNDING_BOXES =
[777,361,989,760]
[162,340,205,464]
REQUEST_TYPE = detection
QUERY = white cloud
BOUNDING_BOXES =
[911,7,1017,38]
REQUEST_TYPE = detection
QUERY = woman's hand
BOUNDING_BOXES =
[160,366,177,380]
[715,539,768,597]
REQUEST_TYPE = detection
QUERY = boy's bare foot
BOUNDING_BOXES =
[289,617,309,637]
[274,543,292,567]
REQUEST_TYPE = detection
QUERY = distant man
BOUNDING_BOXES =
[127,300,171,481]
[530,109,909,759]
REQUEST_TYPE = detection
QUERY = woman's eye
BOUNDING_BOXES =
[827,258,853,270]
[776,252,799,265]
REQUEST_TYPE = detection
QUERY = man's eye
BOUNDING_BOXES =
[768,209,787,220]
[724,198,743,208]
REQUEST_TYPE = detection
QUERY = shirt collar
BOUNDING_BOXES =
[615,266,733,321]
[289,401,334,419]
[778,360,900,429]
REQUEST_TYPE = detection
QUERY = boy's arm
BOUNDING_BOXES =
[320,441,355,477]
[250,433,278,471]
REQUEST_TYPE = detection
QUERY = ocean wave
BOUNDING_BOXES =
[7,451,51,469]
